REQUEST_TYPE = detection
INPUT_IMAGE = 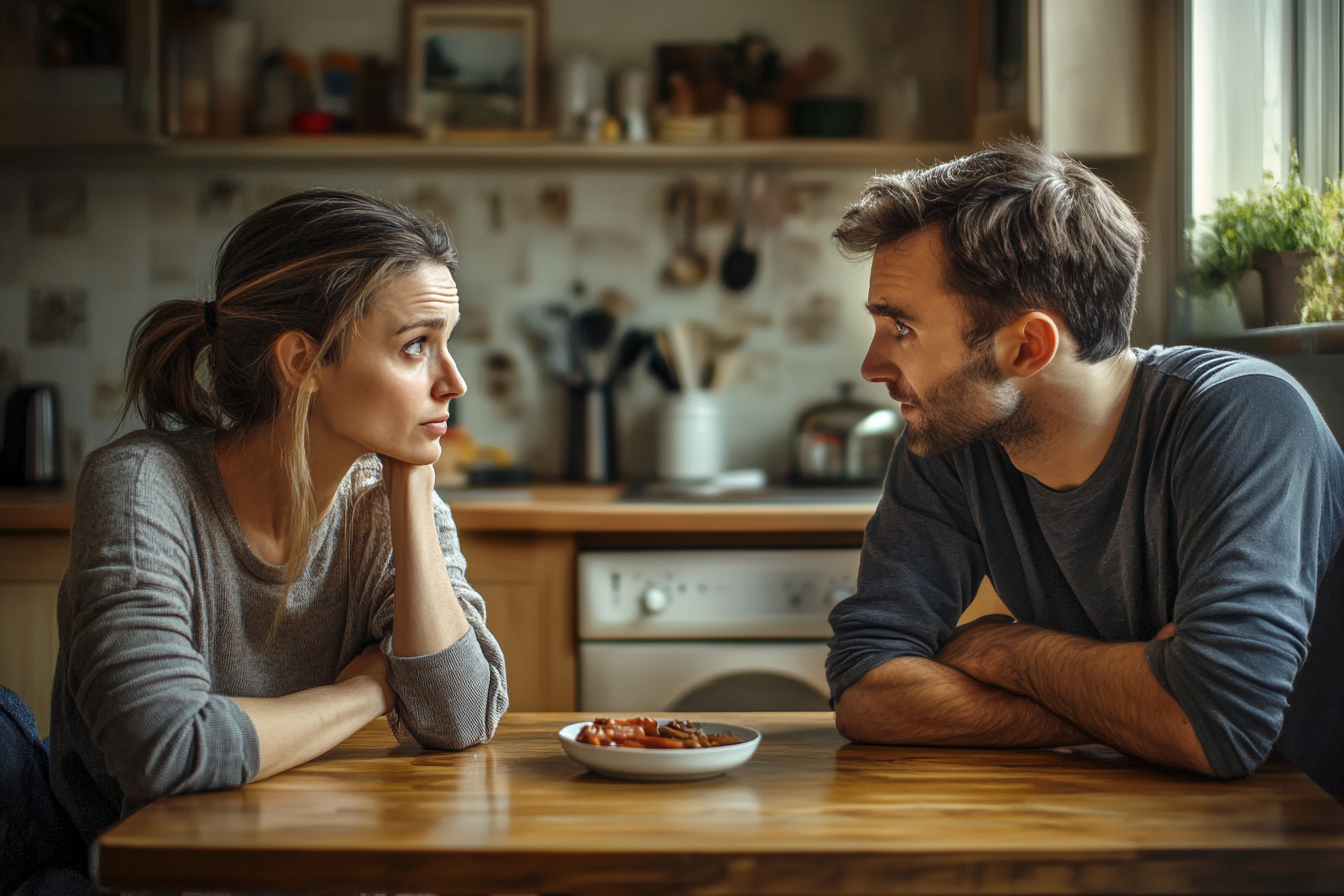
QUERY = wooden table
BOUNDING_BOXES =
[94,713,1344,895]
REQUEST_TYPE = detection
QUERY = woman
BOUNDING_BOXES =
[43,189,508,872]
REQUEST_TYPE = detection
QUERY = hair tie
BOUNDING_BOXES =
[202,301,218,337]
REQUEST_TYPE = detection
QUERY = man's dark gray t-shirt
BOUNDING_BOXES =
[826,346,1344,779]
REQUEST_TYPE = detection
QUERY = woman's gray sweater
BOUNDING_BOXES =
[46,428,508,845]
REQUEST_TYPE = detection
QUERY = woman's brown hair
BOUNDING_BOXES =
[123,188,456,608]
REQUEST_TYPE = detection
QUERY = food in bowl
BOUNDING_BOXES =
[575,717,744,749]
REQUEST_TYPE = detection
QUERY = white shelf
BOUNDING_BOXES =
[3,136,977,169]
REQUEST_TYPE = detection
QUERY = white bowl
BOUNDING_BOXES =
[556,720,762,782]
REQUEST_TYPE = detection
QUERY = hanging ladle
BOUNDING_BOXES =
[662,179,710,287]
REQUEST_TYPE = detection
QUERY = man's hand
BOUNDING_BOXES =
[932,617,1211,774]
[335,644,395,715]
[934,614,1019,685]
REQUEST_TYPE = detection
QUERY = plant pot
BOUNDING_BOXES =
[1252,249,1314,327]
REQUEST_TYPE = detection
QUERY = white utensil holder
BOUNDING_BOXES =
[658,391,725,482]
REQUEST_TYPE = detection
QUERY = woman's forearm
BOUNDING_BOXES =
[232,676,387,781]
[386,463,469,657]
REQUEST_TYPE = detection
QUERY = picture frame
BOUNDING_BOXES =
[404,0,545,135]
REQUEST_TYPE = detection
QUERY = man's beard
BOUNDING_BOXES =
[893,344,1043,457]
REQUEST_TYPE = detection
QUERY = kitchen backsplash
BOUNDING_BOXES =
[0,165,893,480]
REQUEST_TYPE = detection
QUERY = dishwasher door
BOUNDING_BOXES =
[579,641,832,713]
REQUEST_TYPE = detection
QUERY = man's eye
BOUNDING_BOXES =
[894,322,911,338]
[404,337,426,356]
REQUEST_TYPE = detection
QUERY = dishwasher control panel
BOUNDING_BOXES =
[578,549,861,639]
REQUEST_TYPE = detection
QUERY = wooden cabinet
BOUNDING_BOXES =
[0,532,69,738]
[458,531,578,712]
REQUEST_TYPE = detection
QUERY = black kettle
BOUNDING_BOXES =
[0,385,64,487]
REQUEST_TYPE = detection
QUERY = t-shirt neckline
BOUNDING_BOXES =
[185,428,337,585]
[1022,348,1148,503]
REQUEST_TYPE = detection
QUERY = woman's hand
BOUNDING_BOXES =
[380,452,469,658]
[378,454,436,506]
[335,644,395,715]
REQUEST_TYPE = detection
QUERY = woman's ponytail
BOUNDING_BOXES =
[121,298,223,431]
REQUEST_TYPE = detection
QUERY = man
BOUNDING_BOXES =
[825,140,1344,798]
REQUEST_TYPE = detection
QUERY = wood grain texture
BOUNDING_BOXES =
[460,532,576,711]
[0,490,75,530]
[451,501,876,533]
[0,532,71,579]
[94,712,1344,895]
[0,582,60,736]
[0,532,69,736]
[1,491,874,534]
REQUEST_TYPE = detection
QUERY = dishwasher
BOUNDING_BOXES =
[577,549,860,713]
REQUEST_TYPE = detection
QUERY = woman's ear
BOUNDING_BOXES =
[272,331,323,393]
[998,311,1059,379]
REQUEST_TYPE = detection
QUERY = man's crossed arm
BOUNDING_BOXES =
[834,616,1213,775]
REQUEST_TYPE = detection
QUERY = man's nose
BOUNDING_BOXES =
[861,336,896,383]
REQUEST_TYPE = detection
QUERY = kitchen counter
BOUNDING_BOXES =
[0,483,877,533]
[445,484,877,533]
[94,712,1344,895]
[0,482,878,718]
[0,487,75,530]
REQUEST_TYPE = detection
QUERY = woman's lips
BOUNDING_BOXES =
[420,419,448,436]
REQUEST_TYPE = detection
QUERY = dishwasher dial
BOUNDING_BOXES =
[640,586,670,615]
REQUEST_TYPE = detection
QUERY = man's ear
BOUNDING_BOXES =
[272,330,323,393]
[997,311,1059,379]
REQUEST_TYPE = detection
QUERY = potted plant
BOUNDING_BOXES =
[1189,150,1340,326]
[1295,178,1344,323]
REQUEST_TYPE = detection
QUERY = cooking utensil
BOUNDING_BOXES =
[664,322,700,392]
[720,170,767,292]
[646,341,680,391]
[605,329,652,387]
[0,384,63,487]
[572,308,617,384]
[662,180,710,287]
[792,383,903,485]
[707,349,741,392]
[566,383,617,482]
[520,303,578,384]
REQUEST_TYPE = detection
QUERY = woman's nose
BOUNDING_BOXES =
[436,352,467,400]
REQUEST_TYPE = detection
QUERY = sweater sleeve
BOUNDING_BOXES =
[825,439,988,704]
[1146,373,1337,778]
[369,489,508,751]
[62,446,260,801]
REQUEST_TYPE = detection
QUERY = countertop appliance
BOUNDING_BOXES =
[578,548,860,712]
[1,385,63,487]
[792,384,902,485]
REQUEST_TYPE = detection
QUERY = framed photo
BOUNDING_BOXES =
[405,1,545,134]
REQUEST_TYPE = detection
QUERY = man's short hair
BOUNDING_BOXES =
[832,140,1146,363]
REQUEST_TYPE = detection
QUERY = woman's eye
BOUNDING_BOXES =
[404,337,426,356]
[894,321,911,338]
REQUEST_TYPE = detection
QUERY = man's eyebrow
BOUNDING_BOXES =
[865,301,920,325]
[394,316,449,335]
